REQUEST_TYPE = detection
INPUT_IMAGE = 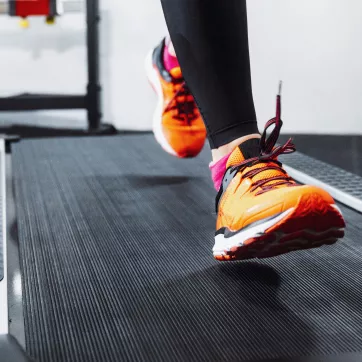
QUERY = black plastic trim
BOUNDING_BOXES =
[215,212,283,237]
[0,94,86,111]
[48,0,57,16]
[8,0,16,16]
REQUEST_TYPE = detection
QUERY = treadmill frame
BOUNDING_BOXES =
[0,0,115,134]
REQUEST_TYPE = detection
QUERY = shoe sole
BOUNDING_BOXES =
[213,192,346,261]
[145,50,178,157]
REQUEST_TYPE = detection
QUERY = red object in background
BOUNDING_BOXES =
[14,0,50,17]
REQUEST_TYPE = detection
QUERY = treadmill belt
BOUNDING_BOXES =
[13,135,362,362]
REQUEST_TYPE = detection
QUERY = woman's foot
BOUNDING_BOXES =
[213,92,345,260]
[146,39,206,158]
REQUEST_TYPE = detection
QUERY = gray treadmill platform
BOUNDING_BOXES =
[279,152,362,212]
[12,135,362,362]
[280,152,362,199]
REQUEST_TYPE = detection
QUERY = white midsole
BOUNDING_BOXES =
[213,204,345,256]
[213,209,294,255]
[145,50,177,156]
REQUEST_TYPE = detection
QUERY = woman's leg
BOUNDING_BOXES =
[160,0,260,162]
[158,0,345,261]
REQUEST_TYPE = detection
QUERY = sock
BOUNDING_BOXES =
[209,152,232,191]
[209,138,261,191]
[163,38,180,72]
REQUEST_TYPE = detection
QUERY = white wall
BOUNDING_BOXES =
[248,0,362,134]
[0,0,361,134]
[104,0,167,130]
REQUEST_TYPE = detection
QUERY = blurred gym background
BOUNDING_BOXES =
[1,0,361,134]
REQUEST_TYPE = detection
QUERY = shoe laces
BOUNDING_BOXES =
[164,80,198,125]
[230,82,297,195]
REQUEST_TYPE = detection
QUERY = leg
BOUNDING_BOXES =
[160,0,260,162]
[156,0,346,261]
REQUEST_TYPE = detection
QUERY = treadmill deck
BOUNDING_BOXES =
[12,135,362,362]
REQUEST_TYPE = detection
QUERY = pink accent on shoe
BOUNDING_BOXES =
[209,152,232,191]
[163,40,180,72]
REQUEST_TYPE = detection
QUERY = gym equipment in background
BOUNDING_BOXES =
[8,0,60,25]
[0,0,115,134]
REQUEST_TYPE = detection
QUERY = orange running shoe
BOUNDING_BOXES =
[145,39,207,158]
[213,89,346,261]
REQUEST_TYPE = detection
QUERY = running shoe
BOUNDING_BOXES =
[213,88,345,260]
[146,39,207,158]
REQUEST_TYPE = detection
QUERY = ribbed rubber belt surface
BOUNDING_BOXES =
[13,135,362,362]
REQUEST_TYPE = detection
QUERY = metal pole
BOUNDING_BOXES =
[86,0,102,131]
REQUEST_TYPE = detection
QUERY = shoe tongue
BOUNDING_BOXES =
[226,137,288,189]
[169,67,183,80]
[226,138,260,168]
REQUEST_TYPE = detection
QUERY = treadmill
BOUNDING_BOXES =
[0,0,362,360]
[0,133,361,362]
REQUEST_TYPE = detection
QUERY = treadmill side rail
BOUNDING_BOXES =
[280,151,362,213]
[0,139,7,334]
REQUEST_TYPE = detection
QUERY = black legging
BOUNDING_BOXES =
[160,0,259,149]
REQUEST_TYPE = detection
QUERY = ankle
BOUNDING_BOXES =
[166,38,176,57]
[163,37,179,72]
[211,134,261,163]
